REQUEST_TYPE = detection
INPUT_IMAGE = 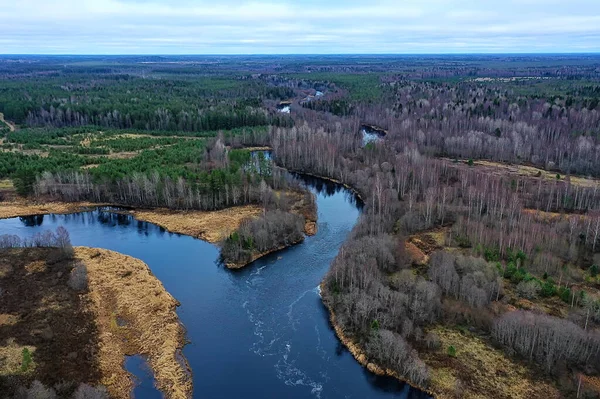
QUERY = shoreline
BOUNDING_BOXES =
[225,237,305,269]
[286,169,365,202]
[320,283,437,397]
[1,196,318,271]
[0,246,190,398]
[76,247,191,399]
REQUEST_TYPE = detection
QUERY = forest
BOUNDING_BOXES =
[1,54,600,398]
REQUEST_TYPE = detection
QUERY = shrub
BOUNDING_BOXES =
[68,263,88,292]
[540,281,557,298]
[510,268,528,284]
[21,348,33,372]
[467,159,474,167]
[484,247,500,262]
[447,345,457,357]
[503,262,517,279]
[590,264,599,278]
[558,287,572,303]
[371,319,380,331]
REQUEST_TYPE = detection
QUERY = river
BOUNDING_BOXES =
[0,176,430,399]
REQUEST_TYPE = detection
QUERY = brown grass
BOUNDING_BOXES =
[422,326,560,399]
[131,205,263,243]
[0,200,104,220]
[77,247,190,398]
[0,247,189,398]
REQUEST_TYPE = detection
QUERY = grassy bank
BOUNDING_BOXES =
[0,247,189,398]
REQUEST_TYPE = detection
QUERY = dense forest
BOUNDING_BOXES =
[2,54,600,398]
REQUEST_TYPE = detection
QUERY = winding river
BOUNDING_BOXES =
[0,176,429,399]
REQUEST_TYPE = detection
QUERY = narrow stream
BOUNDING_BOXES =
[0,177,430,399]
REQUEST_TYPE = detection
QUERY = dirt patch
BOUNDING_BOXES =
[422,326,560,399]
[405,241,429,265]
[130,205,263,243]
[409,229,446,255]
[81,164,100,169]
[0,247,189,398]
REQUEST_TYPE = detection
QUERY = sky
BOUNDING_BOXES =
[0,0,599,54]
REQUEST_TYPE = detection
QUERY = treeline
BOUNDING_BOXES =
[0,226,72,251]
[33,155,284,211]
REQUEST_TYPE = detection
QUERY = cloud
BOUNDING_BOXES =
[0,0,598,53]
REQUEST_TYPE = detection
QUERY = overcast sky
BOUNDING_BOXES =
[1,0,599,54]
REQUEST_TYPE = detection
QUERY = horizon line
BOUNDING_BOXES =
[1,52,600,57]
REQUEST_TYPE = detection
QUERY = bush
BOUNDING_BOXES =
[503,262,517,279]
[558,287,572,303]
[483,247,500,262]
[371,319,380,331]
[68,263,88,292]
[540,281,557,298]
[21,348,33,372]
[510,268,528,284]
[590,264,599,278]
[447,345,457,357]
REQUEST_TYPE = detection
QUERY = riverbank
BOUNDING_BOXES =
[78,247,190,398]
[225,237,305,269]
[320,290,435,396]
[1,190,316,243]
[0,200,105,220]
[0,246,189,398]
[320,226,566,399]
[287,169,365,202]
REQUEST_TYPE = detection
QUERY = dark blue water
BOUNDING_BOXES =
[0,178,429,399]
[126,355,163,399]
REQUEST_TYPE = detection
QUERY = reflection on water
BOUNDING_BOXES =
[1,176,428,399]
[19,215,44,227]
